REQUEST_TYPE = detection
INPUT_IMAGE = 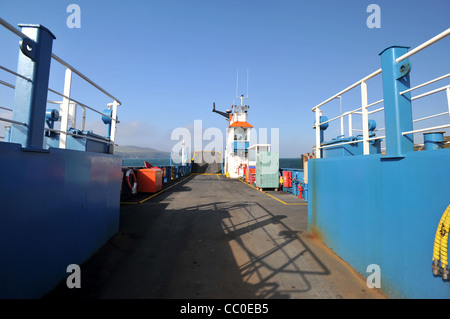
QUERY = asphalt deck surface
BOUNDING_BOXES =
[45,175,386,299]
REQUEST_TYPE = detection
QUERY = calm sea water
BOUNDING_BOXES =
[122,158,302,169]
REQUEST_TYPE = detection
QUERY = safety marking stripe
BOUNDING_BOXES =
[239,179,308,206]
[120,175,194,205]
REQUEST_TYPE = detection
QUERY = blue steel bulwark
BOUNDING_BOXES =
[0,22,122,298]
[11,25,55,150]
[0,142,122,298]
[308,44,450,298]
[308,150,450,299]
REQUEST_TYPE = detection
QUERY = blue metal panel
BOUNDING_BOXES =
[44,135,60,149]
[379,46,414,157]
[0,142,122,298]
[66,135,110,154]
[308,149,450,298]
[10,25,55,149]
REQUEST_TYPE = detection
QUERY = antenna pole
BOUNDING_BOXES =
[246,68,249,98]
[236,70,239,98]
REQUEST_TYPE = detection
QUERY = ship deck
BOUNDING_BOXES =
[45,174,386,299]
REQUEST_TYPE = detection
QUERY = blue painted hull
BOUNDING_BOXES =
[0,141,122,298]
[308,148,450,298]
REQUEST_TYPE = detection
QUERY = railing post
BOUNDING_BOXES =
[11,24,56,149]
[109,100,118,154]
[348,113,353,137]
[59,68,72,149]
[379,46,414,157]
[361,81,370,155]
[68,102,77,129]
[315,108,322,158]
[4,126,11,142]
[336,96,344,136]
[446,87,450,116]
[81,106,86,130]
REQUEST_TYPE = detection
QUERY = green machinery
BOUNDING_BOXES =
[255,151,279,190]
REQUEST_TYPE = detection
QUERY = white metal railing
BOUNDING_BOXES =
[0,64,114,142]
[44,128,115,144]
[0,78,15,89]
[400,77,450,137]
[0,64,31,82]
[0,117,27,127]
[0,17,121,148]
[312,70,383,158]
[0,66,26,133]
[0,64,113,143]
[312,28,450,158]
[46,100,87,131]
[395,29,450,63]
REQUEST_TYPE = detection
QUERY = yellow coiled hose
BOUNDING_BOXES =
[440,207,450,269]
[433,204,450,274]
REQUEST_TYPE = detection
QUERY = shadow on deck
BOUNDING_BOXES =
[44,175,383,299]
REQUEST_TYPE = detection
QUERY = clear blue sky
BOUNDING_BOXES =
[1,0,449,157]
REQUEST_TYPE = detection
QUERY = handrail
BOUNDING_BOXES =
[0,65,31,82]
[410,84,450,101]
[368,107,384,115]
[50,54,122,106]
[395,28,450,63]
[413,111,449,123]
[312,27,450,158]
[0,17,121,105]
[0,17,121,153]
[312,107,361,128]
[312,28,450,114]
[315,99,385,128]
[44,128,117,145]
[0,67,110,130]
[320,135,385,149]
[367,99,384,108]
[0,79,15,89]
[0,117,27,126]
[400,73,450,95]
[402,124,450,136]
[311,68,381,111]
[47,88,118,123]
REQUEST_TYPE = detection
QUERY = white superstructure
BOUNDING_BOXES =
[213,95,253,178]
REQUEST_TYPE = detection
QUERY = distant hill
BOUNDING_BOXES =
[114,145,170,159]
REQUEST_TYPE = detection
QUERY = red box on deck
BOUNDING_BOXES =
[137,168,163,193]
[283,171,292,187]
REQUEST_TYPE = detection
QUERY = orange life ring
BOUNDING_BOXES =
[126,169,137,194]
